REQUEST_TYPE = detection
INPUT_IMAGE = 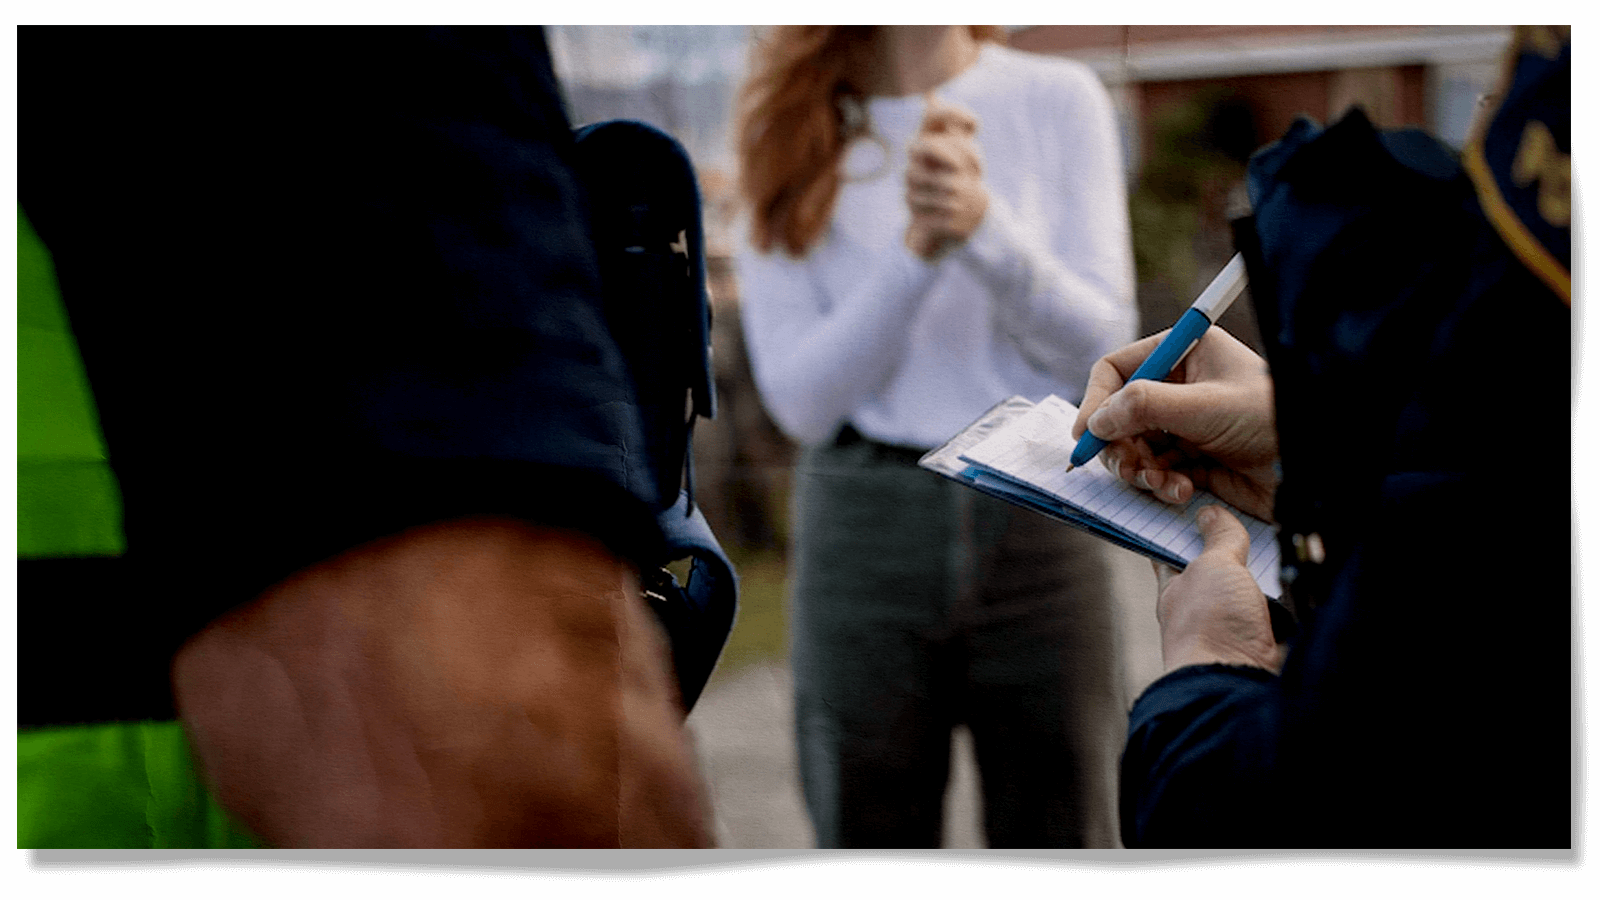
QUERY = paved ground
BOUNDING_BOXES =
[684,544,1165,850]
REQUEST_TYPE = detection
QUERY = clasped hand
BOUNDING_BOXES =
[904,95,988,260]
[1072,327,1286,674]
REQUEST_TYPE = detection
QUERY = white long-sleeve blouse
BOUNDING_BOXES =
[735,43,1137,449]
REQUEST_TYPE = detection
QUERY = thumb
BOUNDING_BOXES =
[1085,378,1223,444]
[1195,505,1251,568]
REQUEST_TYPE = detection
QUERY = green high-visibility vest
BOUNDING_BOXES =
[17,205,261,849]
[18,721,262,849]
[17,205,124,558]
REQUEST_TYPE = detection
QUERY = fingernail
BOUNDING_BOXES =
[1134,469,1153,491]
[1197,506,1216,527]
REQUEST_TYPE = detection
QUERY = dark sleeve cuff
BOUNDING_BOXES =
[1121,663,1283,848]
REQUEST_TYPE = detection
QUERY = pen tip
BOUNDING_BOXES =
[1063,464,1075,474]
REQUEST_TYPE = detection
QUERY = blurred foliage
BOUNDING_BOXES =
[664,543,789,684]
[1130,88,1255,300]
[706,547,790,681]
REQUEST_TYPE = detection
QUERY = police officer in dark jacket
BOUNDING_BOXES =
[20,26,711,847]
[1072,25,1570,848]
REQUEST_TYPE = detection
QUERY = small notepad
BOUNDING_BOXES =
[920,394,1283,599]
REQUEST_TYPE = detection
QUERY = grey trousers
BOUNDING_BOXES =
[789,428,1126,849]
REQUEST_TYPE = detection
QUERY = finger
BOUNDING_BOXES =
[1082,382,1150,441]
[1085,377,1227,445]
[906,182,956,205]
[1098,435,1153,485]
[926,108,978,136]
[1102,330,1175,381]
[909,140,962,174]
[904,171,955,199]
[1136,467,1195,505]
[1194,505,1251,567]
[1135,440,1201,504]
[931,134,982,172]
[1100,438,1194,506]
[910,133,979,173]
[921,94,978,135]
[1071,332,1173,440]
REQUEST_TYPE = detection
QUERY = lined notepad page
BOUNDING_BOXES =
[960,395,1282,599]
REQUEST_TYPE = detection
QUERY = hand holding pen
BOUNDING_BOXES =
[1068,254,1282,523]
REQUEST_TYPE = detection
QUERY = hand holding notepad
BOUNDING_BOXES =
[920,394,1283,600]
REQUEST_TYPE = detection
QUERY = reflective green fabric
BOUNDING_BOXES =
[17,205,125,558]
[18,210,253,848]
[17,721,263,848]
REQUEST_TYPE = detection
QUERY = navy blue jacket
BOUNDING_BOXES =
[20,27,666,727]
[1120,35,1570,848]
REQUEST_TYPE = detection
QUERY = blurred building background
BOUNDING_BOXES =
[1014,25,1511,352]
[549,20,1513,583]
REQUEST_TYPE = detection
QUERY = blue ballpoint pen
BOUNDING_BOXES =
[1067,252,1248,471]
